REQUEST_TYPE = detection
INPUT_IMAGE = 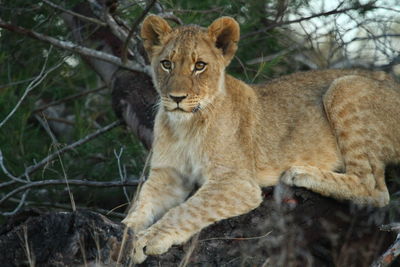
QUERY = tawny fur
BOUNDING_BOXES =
[122,15,400,263]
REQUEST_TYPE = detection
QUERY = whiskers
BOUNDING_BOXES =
[152,97,163,113]
[197,98,216,115]
[158,94,217,119]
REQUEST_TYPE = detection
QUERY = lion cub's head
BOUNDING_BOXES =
[141,15,240,119]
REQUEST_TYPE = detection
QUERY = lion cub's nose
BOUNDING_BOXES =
[169,94,187,103]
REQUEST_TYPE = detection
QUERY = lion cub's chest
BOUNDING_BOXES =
[166,122,208,187]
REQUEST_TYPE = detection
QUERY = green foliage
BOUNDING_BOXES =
[0,1,147,220]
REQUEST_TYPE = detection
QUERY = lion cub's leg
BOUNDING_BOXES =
[122,168,193,232]
[282,75,398,207]
[131,177,262,263]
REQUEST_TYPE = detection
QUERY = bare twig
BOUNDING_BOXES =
[165,7,225,14]
[34,114,59,144]
[380,223,400,232]
[33,85,107,113]
[199,230,272,242]
[0,18,149,74]
[0,150,27,183]
[1,190,31,216]
[114,147,130,204]
[0,180,17,189]
[121,0,157,64]
[42,0,107,26]
[19,120,123,179]
[0,77,36,90]
[371,233,400,267]
[179,233,200,267]
[8,197,126,218]
[0,178,139,210]
[38,116,75,126]
[103,12,130,43]
[241,3,380,39]
[0,48,63,129]
[22,225,35,267]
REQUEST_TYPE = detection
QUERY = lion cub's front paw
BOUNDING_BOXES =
[122,212,152,233]
[280,166,314,188]
[132,227,174,264]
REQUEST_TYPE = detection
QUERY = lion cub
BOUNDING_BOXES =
[122,15,400,263]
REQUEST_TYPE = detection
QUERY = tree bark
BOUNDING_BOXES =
[0,187,397,266]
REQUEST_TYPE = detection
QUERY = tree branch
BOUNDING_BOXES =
[33,85,107,113]
[0,178,139,211]
[372,223,400,267]
[19,120,123,179]
[121,0,157,63]
[0,49,63,129]
[0,18,150,74]
[42,0,107,26]
[242,3,380,39]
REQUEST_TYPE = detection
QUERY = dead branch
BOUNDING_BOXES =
[0,119,124,208]
[242,2,380,39]
[0,51,63,129]
[8,197,126,218]
[372,223,400,267]
[121,0,157,63]
[0,151,27,184]
[42,0,107,26]
[0,18,149,74]
[0,178,139,211]
[19,120,123,179]
[33,85,107,113]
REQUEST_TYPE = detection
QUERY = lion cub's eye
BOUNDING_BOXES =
[194,61,207,72]
[160,60,172,71]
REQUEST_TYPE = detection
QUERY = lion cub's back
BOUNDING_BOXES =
[253,69,396,127]
[251,69,398,175]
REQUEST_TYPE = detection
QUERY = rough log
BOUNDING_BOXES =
[0,187,397,266]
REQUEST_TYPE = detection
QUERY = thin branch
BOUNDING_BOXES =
[0,77,36,90]
[19,120,123,179]
[0,180,17,189]
[380,223,400,232]
[114,147,130,204]
[0,48,63,129]
[371,233,400,267]
[0,150,27,183]
[102,10,147,68]
[1,190,30,216]
[103,12,130,43]
[39,116,75,126]
[165,7,225,14]
[8,197,126,218]
[34,114,59,144]
[121,0,157,64]
[42,0,107,26]
[0,178,139,212]
[241,3,380,39]
[0,18,149,74]
[33,85,107,113]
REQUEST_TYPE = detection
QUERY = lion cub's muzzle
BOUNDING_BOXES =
[162,93,201,113]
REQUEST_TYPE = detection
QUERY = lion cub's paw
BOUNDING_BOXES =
[132,227,174,264]
[280,166,315,188]
[122,212,152,233]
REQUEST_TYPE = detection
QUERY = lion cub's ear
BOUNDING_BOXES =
[208,17,240,66]
[141,15,172,59]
